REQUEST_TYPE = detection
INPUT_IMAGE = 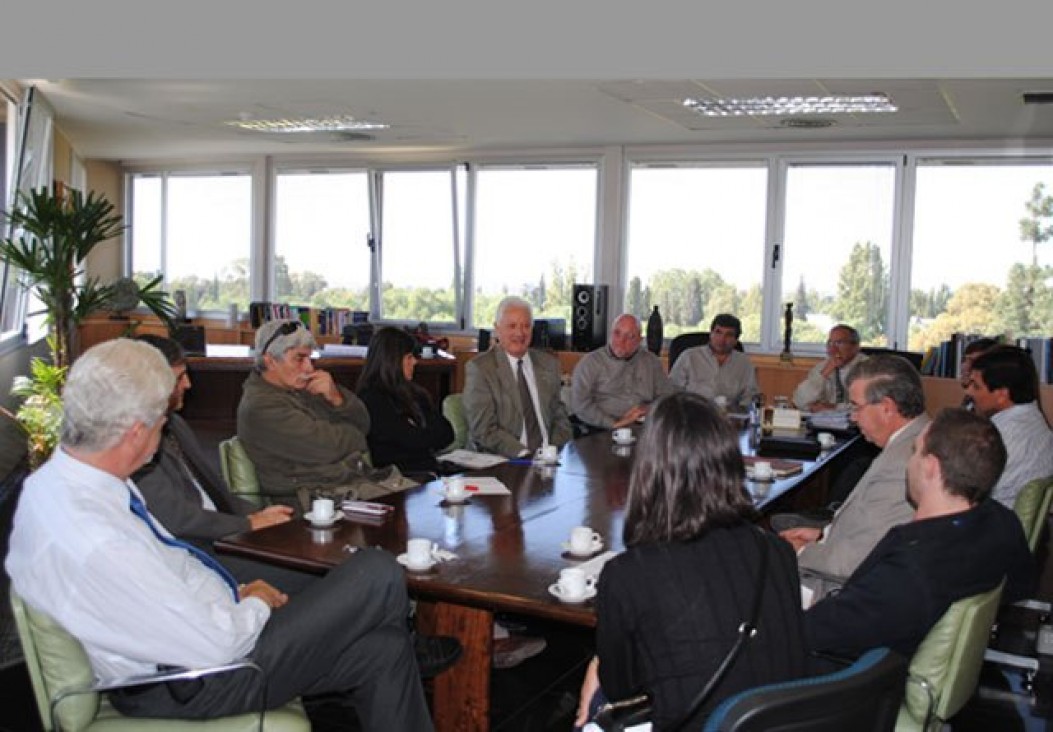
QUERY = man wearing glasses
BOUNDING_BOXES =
[237,318,372,502]
[779,355,928,604]
[792,324,867,412]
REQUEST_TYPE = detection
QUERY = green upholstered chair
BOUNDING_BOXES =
[982,475,1053,687]
[218,437,265,508]
[897,581,1004,732]
[10,590,310,732]
[441,393,468,453]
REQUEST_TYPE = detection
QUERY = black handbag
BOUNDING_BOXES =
[591,529,771,732]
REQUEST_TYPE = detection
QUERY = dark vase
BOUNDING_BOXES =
[646,305,663,355]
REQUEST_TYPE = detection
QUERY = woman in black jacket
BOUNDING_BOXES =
[356,327,455,475]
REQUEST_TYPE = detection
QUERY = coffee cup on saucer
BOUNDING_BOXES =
[312,498,334,521]
[556,567,595,601]
[817,432,836,450]
[534,444,559,464]
[612,427,633,444]
[752,461,774,481]
[405,538,435,570]
[421,345,435,359]
[568,526,602,556]
[444,476,469,502]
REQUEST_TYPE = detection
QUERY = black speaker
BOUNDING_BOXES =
[572,284,609,352]
[478,328,492,352]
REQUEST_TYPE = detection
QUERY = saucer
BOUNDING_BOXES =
[548,583,597,604]
[612,435,636,446]
[304,510,344,528]
[439,490,470,505]
[561,539,604,558]
[396,553,437,572]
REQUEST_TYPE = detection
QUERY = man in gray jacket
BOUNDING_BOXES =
[464,296,573,457]
[779,354,928,603]
[237,319,372,500]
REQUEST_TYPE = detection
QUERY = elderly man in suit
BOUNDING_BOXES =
[778,354,929,604]
[464,295,573,458]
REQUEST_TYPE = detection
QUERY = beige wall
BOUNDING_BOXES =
[84,160,124,282]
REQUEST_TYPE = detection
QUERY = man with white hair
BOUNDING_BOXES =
[237,319,371,500]
[6,339,434,729]
[464,295,573,457]
[571,312,673,430]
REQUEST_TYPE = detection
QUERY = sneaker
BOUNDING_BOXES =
[492,636,547,670]
[414,634,463,679]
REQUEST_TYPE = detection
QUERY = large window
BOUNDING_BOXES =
[908,161,1053,351]
[273,170,371,311]
[624,164,768,341]
[780,162,897,347]
[130,172,252,313]
[472,165,597,328]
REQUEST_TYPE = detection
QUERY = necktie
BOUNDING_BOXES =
[517,358,544,451]
[165,431,234,514]
[128,488,240,602]
[833,366,845,404]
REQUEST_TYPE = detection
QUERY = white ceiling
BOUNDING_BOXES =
[22,78,1053,162]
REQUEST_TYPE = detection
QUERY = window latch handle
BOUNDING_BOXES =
[771,243,781,269]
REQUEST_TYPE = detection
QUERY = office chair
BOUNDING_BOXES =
[10,590,310,732]
[218,437,266,508]
[667,332,745,371]
[441,393,468,452]
[982,474,1053,688]
[701,647,907,731]
[897,581,1005,732]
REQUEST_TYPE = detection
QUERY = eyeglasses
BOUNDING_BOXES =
[259,321,303,356]
[826,339,856,347]
[848,400,876,414]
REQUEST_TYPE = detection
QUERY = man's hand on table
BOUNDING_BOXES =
[248,505,294,531]
[613,404,648,428]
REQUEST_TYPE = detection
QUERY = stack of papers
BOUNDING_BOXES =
[321,343,368,358]
[439,449,508,470]
[808,409,853,431]
[456,477,512,496]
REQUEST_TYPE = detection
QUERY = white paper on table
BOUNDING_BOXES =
[458,477,512,496]
[439,449,509,469]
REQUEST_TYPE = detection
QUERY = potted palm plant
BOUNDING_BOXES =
[0,184,178,369]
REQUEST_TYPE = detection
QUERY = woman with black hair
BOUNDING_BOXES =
[576,392,809,731]
[356,327,455,475]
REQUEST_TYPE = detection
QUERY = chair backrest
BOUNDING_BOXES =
[441,393,468,452]
[860,347,924,371]
[10,589,99,732]
[702,647,907,732]
[1012,474,1053,553]
[667,332,745,371]
[897,581,1005,731]
[218,436,264,508]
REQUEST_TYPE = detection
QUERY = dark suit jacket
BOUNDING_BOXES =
[133,414,255,543]
[463,346,573,457]
[805,498,1036,659]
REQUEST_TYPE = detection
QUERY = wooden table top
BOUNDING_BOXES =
[215,423,858,628]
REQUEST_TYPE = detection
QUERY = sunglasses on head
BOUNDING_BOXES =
[260,320,303,356]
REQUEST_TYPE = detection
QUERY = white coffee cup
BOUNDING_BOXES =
[557,567,595,600]
[612,427,632,443]
[569,526,601,555]
[444,476,468,501]
[817,432,836,449]
[421,345,435,359]
[752,461,774,481]
[312,498,335,521]
[406,538,434,569]
[535,444,558,463]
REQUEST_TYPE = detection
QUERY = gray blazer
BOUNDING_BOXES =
[463,346,573,457]
[798,414,930,598]
[132,414,256,543]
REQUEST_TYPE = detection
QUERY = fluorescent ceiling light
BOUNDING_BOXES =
[225,115,390,133]
[682,94,897,117]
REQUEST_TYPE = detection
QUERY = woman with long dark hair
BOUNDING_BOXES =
[576,392,809,731]
[356,327,454,474]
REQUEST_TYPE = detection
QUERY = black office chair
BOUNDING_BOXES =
[860,347,924,371]
[701,647,908,732]
[667,332,745,370]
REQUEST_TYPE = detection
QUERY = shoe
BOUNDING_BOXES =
[414,634,463,679]
[492,636,547,670]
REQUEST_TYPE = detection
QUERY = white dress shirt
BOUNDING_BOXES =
[5,448,270,683]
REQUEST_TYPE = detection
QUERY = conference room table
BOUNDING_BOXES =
[215,421,859,731]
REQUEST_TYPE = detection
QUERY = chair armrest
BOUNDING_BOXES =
[52,659,267,732]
